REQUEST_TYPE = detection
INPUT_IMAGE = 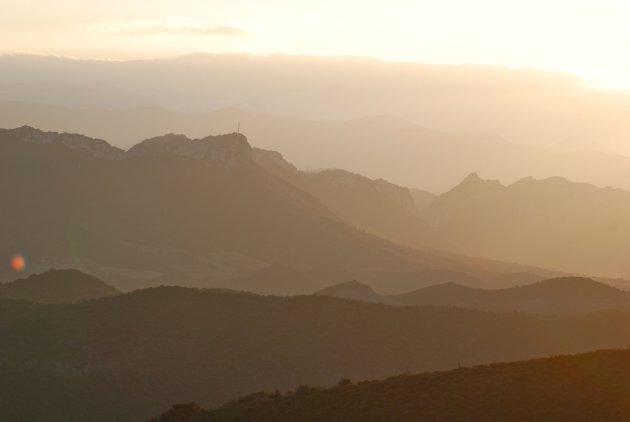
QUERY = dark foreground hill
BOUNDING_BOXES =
[3,287,630,421]
[154,349,630,422]
[0,269,119,303]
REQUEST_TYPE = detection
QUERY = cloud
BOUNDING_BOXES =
[85,17,246,38]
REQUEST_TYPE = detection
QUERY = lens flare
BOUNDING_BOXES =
[10,254,26,272]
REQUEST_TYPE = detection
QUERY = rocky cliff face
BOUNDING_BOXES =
[126,133,252,165]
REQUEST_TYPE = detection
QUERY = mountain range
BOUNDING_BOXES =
[0,125,550,293]
[9,125,630,284]
[424,173,630,278]
[7,102,630,194]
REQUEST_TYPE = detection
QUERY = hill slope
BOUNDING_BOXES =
[2,287,630,421]
[0,269,119,303]
[155,349,630,422]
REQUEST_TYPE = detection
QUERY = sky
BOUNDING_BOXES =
[2,0,630,89]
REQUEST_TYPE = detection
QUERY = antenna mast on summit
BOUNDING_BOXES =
[237,121,241,134]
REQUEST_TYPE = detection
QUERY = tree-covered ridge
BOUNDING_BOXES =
[154,349,630,422]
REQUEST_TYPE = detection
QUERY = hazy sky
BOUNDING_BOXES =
[2,0,630,89]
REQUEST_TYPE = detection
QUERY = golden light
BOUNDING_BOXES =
[10,254,26,272]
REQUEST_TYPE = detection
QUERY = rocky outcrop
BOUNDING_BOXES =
[127,133,252,165]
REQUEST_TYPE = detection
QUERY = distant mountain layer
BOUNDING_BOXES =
[0,269,119,303]
[6,100,630,194]
[3,52,630,182]
[3,287,630,421]
[154,349,630,422]
[0,126,548,292]
[317,277,630,315]
[424,173,630,278]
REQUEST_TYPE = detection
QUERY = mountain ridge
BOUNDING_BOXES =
[0,126,551,292]
[424,173,630,277]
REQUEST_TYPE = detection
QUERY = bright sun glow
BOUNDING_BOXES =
[1,0,630,89]
[10,254,26,272]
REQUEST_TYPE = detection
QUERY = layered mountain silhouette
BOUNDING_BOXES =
[8,101,630,194]
[154,349,630,422]
[252,148,444,251]
[425,173,630,278]
[317,276,630,315]
[7,53,630,422]
[0,268,119,303]
[3,287,630,421]
[0,126,549,292]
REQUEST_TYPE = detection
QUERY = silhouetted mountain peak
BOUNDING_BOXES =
[464,172,482,182]
[127,132,252,164]
[456,172,503,190]
[1,125,125,159]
